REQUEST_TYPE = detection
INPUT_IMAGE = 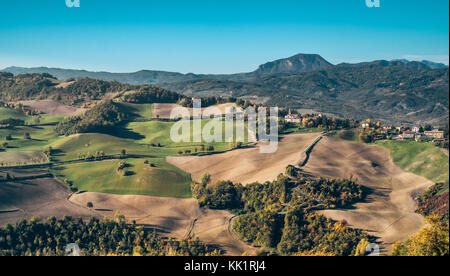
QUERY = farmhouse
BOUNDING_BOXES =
[285,110,301,123]
[424,129,445,139]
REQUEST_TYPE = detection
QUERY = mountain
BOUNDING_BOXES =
[162,61,449,125]
[1,66,203,85]
[254,53,333,75]
[2,54,449,124]
[1,54,333,84]
[420,60,448,69]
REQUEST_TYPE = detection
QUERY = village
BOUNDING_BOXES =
[283,110,448,148]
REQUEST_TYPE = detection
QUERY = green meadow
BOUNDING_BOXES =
[52,158,192,198]
[1,101,254,197]
[377,140,449,193]
[0,108,29,122]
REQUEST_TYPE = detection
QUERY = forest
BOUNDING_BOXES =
[0,215,221,256]
[55,100,129,135]
[191,171,369,255]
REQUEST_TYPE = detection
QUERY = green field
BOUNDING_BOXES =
[117,103,153,119]
[377,140,449,193]
[282,125,323,135]
[0,125,64,151]
[329,129,359,142]
[52,158,192,198]
[1,102,254,198]
[0,108,29,122]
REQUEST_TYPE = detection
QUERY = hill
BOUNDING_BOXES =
[162,62,449,125]
[2,53,333,84]
[2,54,449,125]
[254,53,333,75]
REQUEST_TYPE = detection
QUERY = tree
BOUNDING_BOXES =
[24,132,31,140]
[86,202,94,208]
[201,172,211,188]
[2,142,8,149]
[120,149,127,158]
[392,216,449,256]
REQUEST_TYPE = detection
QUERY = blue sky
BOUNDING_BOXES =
[0,0,448,73]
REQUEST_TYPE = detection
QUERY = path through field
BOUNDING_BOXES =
[69,192,257,255]
[167,133,321,185]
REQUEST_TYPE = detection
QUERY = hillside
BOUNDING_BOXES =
[163,62,449,125]
[2,54,332,85]
[2,55,449,125]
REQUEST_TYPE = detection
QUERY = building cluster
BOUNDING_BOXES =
[284,109,323,125]
[360,120,446,143]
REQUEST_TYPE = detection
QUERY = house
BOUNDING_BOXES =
[401,131,416,140]
[396,125,409,132]
[412,126,420,133]
[284,110,301,123]
[424,129,445,139]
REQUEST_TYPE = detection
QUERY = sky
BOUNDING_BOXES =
[0,0,448,74]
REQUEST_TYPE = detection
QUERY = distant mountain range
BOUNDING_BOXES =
[6,54,445,85]
[2,53,334,84]
[2,54,449,124]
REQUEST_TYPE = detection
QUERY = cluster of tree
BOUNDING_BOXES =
[277,207,370,256]
[279,113,358,134]
[292,177,365,209]
[192,168,369,255]
[122,86,183,104]
[0,118,25,128]
[178,96,240,109]
[55,100,129,135]
[116,161,131,176]
[77,151,106,161]
[193,172,363,214]
[416,183,449,221]
[233,205,370,256]
[0,215,221,256]
[196,180,243,210]
[392,215,449,256]
[0,73,132,105]
[232,210,283,248]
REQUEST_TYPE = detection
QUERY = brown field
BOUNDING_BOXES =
[0,168,255,255]
[152,103,237,119]
[167,133,321,185]
[0,169,96,226]
[70,192,256,255]
[19,100,86,115]
[302,137,434,254]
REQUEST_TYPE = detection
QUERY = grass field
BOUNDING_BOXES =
[282,125,323,135]
[377,140,449,193]
[117,103,153,119]
[329,129,359,142]
[0,125,64,151]
[0,108,29,122]
[52,158,192,198]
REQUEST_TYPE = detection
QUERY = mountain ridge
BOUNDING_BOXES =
[4,54,445,85]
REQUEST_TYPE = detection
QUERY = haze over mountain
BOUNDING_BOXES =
[2,54,448,124]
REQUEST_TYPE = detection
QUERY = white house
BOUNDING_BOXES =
[285,110,301,123]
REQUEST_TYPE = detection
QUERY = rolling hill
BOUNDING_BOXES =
[2,54,449,124]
